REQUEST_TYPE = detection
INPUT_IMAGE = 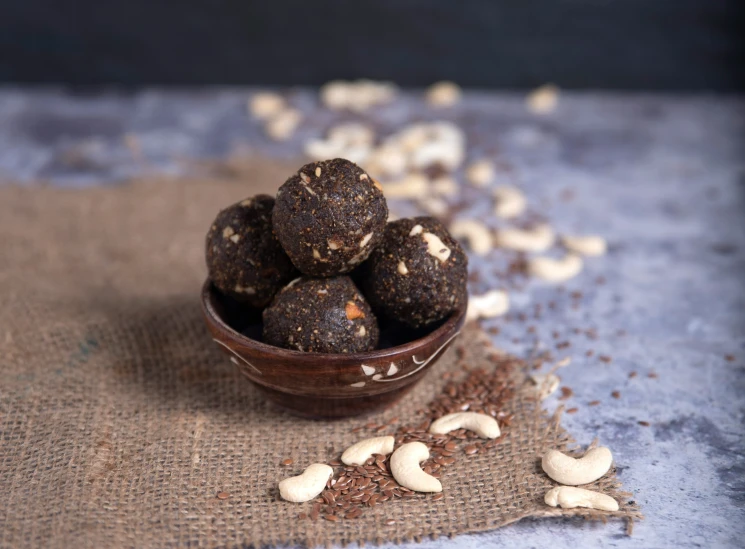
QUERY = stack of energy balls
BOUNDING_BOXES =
[206,158,468,354]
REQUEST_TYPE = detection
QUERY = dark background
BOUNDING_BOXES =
[1,0,743,90]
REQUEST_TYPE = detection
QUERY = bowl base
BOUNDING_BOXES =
[253,382,416,419]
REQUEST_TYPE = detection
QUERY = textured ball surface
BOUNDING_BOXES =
[359,217,468,328]
[272,158,388,277]
[263,276,379,353]
[206,195,297,307]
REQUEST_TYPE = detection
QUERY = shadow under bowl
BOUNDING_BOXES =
[200,280,466,418]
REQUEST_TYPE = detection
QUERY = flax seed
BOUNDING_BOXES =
[216,491,230,500]
[281,458,294,466]
[464,445,479,455]
[324,514,339,522]
[611,390,621,399]
[566,407,578,414]
[432,493,444,501]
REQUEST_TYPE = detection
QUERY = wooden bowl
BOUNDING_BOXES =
[200,280,466,418]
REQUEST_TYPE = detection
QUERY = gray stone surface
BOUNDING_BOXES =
[1,89,743,548]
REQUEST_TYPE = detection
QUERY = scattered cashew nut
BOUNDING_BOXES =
[265,109,303,142]
[561,234,607,256]
[541,447,613,485]
[390,442,442,493]
[248,92,286,119]
[341,436,395,466]
[278,463,333,502]
[544,486,619,512]
[426,81,462,107]
[493,185,527,219]
[449,219,493,256]
[429,412,501,439]
[466,160,494,187]
[466,290,509,321]
[495,224,555,252]
[528,253,583,282]
[526,84,560,115]
[382,173,429,199]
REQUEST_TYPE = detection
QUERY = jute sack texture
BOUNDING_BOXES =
[0,160,641,548]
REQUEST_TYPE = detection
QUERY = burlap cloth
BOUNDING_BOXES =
[0,159,641,548]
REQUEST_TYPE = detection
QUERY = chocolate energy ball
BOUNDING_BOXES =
[359,217,468,328]
[263,276,379,353]
[272,158,388,277]
[206,195,297,308]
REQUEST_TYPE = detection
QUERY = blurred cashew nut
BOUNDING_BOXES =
[449,219,493,256]
[495,224,555,252]
[382,173,429,199]
[278,463,333,502]
[493,186,527,219]
[466,290,510,321]
[528,254,583,282]
[429,412,501,439]
[541,447,613,485]
[544,486,619,512]
[561,234,607,256]
[390,442,442,493]
[341,436,395,466]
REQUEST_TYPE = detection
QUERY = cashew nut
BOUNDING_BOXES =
[561,234,607,257]
[541,447,613,485]
[265,109,302,142]
[466,290,509,321]
[429,412,501,439]
[544,486,619,512]
[426,81,462,107]
[389,442,442,493]
[493,186,527,219]
[466,160,494,187]
[526,84,560,115]
[278,463,333,502]
[449,219,493,256]
[382,173,429,199]
[341,436,395,466]
[431,175,459,197]
[248,92,286,119]
[412,140,464,171]
[529,373,560,400]
[495,224,555,252]
[422,232,451,262]
[528,253,583,282]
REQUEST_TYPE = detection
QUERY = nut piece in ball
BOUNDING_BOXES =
[263,276,380,353]
[206,195,298,308]
[359,217,468,328]
[272,158,388,277]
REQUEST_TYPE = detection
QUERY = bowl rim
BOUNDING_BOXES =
[201,279,467,364]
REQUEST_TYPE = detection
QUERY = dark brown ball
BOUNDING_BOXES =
[359,217,468,328]
[272,158,388,277]
[263,276,379,353]
[206,195,297,308]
